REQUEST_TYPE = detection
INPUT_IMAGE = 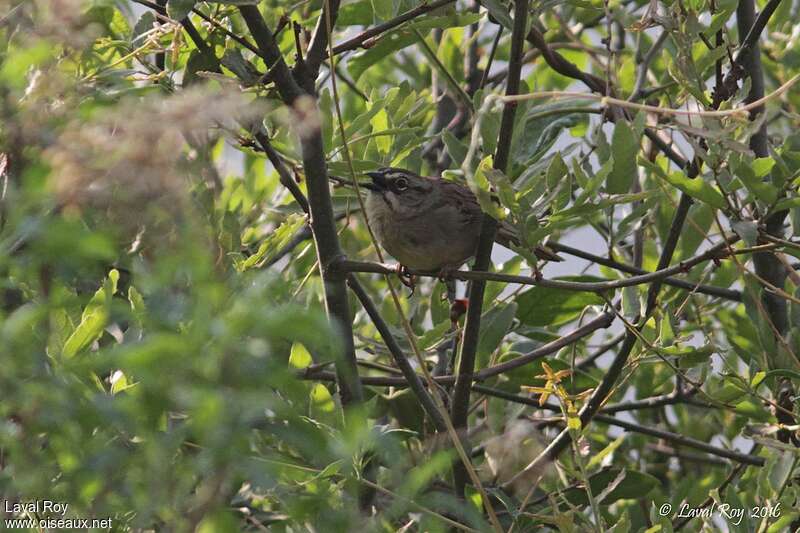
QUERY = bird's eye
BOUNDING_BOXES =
[395,178,409,191]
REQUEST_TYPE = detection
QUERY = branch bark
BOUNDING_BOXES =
[735,0,795,443]
[239,6,363,406]
[471,386,761,464]
[305,0,341,77]
[336,238,741,293]
[346,275,447,432]
[548,241,741,301]
[331,0,455,55]
[450,0,529,496]
[302,311,614,386]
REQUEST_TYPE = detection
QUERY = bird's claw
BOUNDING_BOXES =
[532,265,543,282]
[396,264,417,294]
[437,265,460,283]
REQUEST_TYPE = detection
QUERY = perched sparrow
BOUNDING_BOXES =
[363,167,561,272]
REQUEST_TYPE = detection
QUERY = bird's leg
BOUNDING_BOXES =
[433,276,469,377]
[395,264,417,294]
[438,270,468,327]
[437,264,457,284]
[531,260,543,281]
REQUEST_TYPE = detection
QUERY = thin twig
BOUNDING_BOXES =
[548,241,742,301]
[336,238,740,293]
[301,311,615,386]
[491,74,800,118]
[331,0,455,55]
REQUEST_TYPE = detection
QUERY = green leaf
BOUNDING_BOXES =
[220,49,261,86]
[62,270,120,358]
[237,214,307,271]
[515,277,606,327]
[735,159,779,204]
[371,0,394,21]
[412,13,483,30]
[661,171,727,210]
[707,0,737,35]
[753,157,776,178]
[418,320,453,351]
[132,12,156,44]
[370,108,391,154]
[607,120,638,194]
[575,158,614,204]
[167,0,195,20]
[622,286,640,320]
[773,197,800,212]
[484,167,518,214]
[587,435,626,469]
[128,286,146,330]
[349,32,416,81]
[732,220,758,246]
[654,343,714,366]
[477,303,517,366]
[468,156,506,220]
[442,129,468,166]
[562,469,659,506]
[184,50,219,86]
[545,153,568,190]
[338,0,374,25]
[310,383,335,413]
[479,0,513,28]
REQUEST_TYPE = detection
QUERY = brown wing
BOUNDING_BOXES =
[431,179,483,229]
[430,177,562,262]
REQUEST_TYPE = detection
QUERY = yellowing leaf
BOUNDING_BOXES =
[289,342,313,368]
[370,108,390,154]
[310,383,335,413]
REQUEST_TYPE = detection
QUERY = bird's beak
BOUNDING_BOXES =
[364,170,388,191]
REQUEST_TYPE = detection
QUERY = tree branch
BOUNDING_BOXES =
[451,0,529,496]
[305,0,341,77]
[239,5,362,406]
[331,0,455,55]
[253,131,310,214]
[735,0,795,444]
[346,274,447,432]
[593,415,764,466]
[470,386,764,466]
[505,191,701,485]
[301,310,614,386]
[736,0,784,70]
[239,6,304,105]
[524,21,689,169]
[547,241,741,301]
[335,238,741,293]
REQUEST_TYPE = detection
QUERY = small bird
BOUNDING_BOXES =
[362,167,561,273]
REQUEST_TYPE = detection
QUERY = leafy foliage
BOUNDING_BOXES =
[1,0,800,531]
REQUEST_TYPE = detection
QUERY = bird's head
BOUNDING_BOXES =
[363,167,434,213]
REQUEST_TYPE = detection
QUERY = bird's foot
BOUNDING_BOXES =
[436,265,458,283]
[396,264,417,294]
[532,262,543,282]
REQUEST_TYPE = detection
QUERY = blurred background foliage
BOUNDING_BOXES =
[1,0,800,531]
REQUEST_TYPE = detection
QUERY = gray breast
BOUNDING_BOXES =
[365,189,480,270]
